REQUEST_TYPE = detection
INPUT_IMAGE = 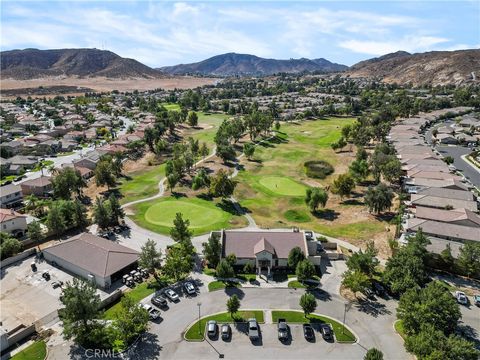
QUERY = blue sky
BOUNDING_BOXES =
[1,1,479,67]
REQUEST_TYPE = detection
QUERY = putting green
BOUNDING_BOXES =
[144,198,228,229]
[258,176,306,196]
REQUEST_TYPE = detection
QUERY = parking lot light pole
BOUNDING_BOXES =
[197,302,202,337]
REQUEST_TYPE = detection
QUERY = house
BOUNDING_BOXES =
[73,150,102,170]
[410,194,478,212]
[217,229,319,276]
[20,176,52,197]
[0,184,23,208]
[436,134,458,145]
[415,187,475,202]
[4,155,38,174]
[406,218,480,243]
[0,208,27,237]
[43,233,139,289]
[415,206,480,227]
[0,141,23,157]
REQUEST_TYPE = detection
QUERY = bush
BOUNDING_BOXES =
[304,160,334,179]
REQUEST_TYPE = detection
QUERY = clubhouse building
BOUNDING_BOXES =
[215,229,323,275]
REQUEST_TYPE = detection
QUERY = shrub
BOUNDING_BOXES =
[304,160,334,179]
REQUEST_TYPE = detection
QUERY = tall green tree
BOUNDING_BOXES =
[52,167,86,199]
[46,202,67,235]
[107,193,125,226]
[299,293,317,318]
[346,241,379,278]
[216,259,235,279]
[170,212,193,245]
[364,183,394,214]
[95,159,116,190]
[296,260,316,282]
[112,295,149,349]
[209,169,237,198]
[60,278,104,347]
[243,143,255,160]
[93,197,111,229]
[332,173,355,200]
[162,245,193,282]
[187,111,198,127]
[139,239,162,275]
[457,242,480,278]
[288,247,305,269]
[342,270,370,296]
[27,220,44,249]
[0,232,22,260]
[397,281,461,336]
[305,187,329,212]
[202,233,222,268]
[226,294,241,318]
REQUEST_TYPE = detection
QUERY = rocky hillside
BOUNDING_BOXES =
[348,49,480,86]
[159,53,347,76]
[1,48,163,79]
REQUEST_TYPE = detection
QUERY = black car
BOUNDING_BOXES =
[303,323,315,341]
[221,324,231,340]
[320,324,333,341]
[2,180,12,186]
[151,295,168,308]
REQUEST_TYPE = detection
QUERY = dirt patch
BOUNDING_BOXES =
[0,76,218,98]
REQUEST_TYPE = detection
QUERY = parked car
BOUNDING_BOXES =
[184,282,196,296]
[455,291,468,305]
[164,288,180,302]
[248,318,259,341]
[303,323,315,341]
[473,294,480,307]
[277,318,289,341]
[151,295,168,308]
[207,320,217,338]
[14,175,25,182]
[221,324,231,340]
[320,324,333,341]
[141,304,160,320]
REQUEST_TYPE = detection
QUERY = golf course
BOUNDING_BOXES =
[234,117,387,242]
[130,196,248,235]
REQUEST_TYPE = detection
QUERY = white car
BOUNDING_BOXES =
[184,282,196,295]
[165,288,180,302]
[141,304,161,320]
[455,291,468,305]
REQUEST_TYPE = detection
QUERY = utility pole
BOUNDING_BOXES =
[342,301,352,334]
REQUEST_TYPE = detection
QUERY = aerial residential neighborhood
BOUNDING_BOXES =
[1,1,479,360]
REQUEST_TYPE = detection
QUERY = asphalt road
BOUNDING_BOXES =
[436,145,480,188]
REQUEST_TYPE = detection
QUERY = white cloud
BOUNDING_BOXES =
[339,36,450,55]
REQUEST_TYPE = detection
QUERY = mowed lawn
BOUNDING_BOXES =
[131,196,248,235]
[118,164,166,204]
[11,341,46,360]
[235,117,385,241]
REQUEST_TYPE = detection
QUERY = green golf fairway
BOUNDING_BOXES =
[258,176,306,196]
[144,198,227,228]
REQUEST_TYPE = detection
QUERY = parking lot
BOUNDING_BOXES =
[0,255,112,332]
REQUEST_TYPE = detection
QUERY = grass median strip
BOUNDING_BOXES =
[185,310,264,341]
[271,310,356,343]
[207,280,241,292]
[12,340,46,360]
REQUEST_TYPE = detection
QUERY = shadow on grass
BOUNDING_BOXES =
[216,199,252,216]
[312,209,339,221]
[171,192,187,199]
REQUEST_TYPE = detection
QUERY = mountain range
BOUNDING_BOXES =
[0,48,162,79]
[158,53,348,76]
[1,48,478,86]
[348,49,479,86]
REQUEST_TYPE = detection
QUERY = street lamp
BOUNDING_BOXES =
[197,302,202,337]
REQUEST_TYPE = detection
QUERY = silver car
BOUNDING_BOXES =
[207,320,217,338]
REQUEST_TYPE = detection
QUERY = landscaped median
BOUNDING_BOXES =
[184,310,265,341]
[207,280,242,292]
[271,310,356,343]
